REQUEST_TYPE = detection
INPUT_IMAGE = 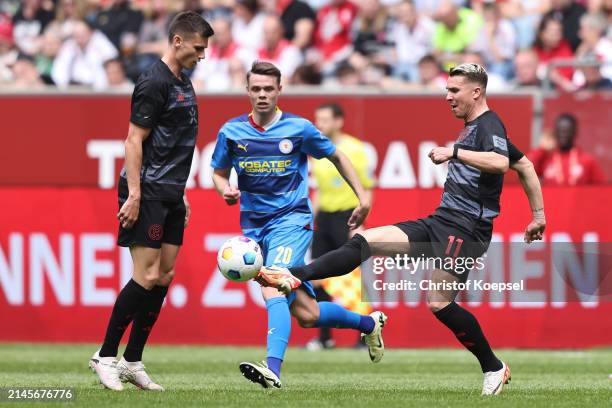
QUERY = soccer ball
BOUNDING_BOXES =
[217,236,264,282]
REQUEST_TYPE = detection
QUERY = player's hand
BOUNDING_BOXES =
[348,202,370,230]
[428,147,453,164]
[117,195,140,229]
[223,186,241,205]
[183,195,191,227]
[524,218,546,243]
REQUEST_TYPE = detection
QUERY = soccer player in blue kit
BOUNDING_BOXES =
[211,61,388,389]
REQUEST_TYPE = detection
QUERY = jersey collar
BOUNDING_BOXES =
[248,107,282,132]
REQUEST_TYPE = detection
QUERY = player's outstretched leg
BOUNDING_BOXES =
[315,302,388,363]
[240,289,288,389]
[257,234,370,292]
[257,227,410,292]
[292,290,389,363]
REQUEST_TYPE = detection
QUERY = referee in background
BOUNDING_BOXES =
[307,102,375,350]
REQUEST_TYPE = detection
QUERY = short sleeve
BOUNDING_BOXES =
[130,76,166,128]
[351,143,375,189]
[211,130,232,169]
[301,120,336,159]
[507,138,525,163]
[479,118,509,157]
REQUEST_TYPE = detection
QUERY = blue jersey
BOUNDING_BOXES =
[211,110,336,241]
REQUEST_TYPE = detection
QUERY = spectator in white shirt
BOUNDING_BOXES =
[390,0,435,80]
[257,15,303,81]
[192,18,254,91]
[474,1,518,80]
[575,12,612,81]
[51,20,118,89]
[232,0,266,51]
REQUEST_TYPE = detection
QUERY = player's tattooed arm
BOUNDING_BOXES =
[212,168,241,205]
[118,123,151,229]
[326,150,371,229]
[511,156,546,243]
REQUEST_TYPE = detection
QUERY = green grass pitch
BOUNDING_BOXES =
[0,344,610,407]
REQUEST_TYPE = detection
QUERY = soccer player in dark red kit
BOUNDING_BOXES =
[258,63,546,395]
[88,11,214,391]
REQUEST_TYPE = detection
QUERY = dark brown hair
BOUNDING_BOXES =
[168,11,214,42]
[247,61,282,85]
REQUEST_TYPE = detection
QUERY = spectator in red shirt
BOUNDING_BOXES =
[312,0,358,74]
[529,113,607,185]
[533,14,576,91]
[258,15,303,80]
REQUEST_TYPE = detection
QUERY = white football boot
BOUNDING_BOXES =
[117,357,164,391]
[89,350,123,391]
[361,311,388,363]
[239,361,282,389]
[482,361,511,395]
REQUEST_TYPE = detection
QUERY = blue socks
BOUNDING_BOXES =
[315,301,375,334]
[265,297,291,378]
[266,357,283,378]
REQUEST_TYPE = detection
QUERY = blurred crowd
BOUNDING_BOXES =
[1,0,612,91]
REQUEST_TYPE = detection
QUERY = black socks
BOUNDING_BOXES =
[123,285,168,362]
[99,279,149,358]
[434,302,503,373]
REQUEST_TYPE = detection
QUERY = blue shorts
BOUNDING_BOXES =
[259,224,316,305]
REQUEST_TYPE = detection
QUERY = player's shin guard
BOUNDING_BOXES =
[315,301,375,334]
[123,285,168,362]
[266,297,291,378]
[290,234,371,281]
[434,302,503,373]
[100,279,149,358]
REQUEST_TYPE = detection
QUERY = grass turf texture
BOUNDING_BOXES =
[0,344,610,407]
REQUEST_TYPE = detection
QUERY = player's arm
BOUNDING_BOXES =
[429,146,509,174]
[118,123,151,229]
[326,149,371,229]
[211,129,240,205]
[511,156,546,243]
[212,168,241,205]
[456,149,509,174]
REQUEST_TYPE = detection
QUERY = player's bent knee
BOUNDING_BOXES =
[134,266,161,289]
[427,299,450,313]
[296,312,319,328]
[157,268,175,286]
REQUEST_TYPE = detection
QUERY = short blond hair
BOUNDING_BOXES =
[449,63,488,89]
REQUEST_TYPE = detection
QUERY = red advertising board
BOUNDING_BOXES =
[1,186,610,348]
[0,95,532,188]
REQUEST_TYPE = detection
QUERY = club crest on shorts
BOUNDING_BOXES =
[279,139,293,154]
[148,224,163,241]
